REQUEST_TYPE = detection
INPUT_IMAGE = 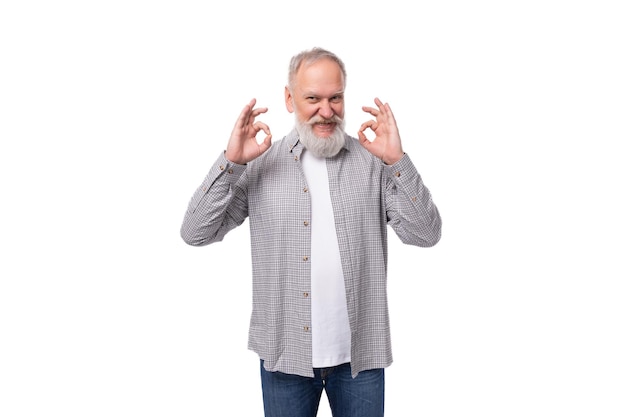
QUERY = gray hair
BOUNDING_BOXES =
[288,47,347,89]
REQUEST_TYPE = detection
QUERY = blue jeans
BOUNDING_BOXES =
[260,360,385,417]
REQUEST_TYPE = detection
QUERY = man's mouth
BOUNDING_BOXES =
[313,122,336,136]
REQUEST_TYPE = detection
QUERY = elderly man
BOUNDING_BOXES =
[181,47,441,417]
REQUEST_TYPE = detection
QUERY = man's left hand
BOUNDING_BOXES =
[358,97,405,165]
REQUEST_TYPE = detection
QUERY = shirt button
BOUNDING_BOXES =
[411,196,418,202]
[304,326,310,332]
[303,187,308,193]
[303,256,309,261]
[202,186,207,192]
[394,171,401,177]
[303,221,309,226]
[303,292,309,298]
[219,165,225,171]
[294,155,299,161]
[228,169,234,174]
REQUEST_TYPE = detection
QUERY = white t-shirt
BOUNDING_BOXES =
[301,151,352,368]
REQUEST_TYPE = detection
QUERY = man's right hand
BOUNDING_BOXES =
[225,98,272,165]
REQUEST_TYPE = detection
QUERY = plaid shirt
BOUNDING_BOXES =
[181,129,442,378]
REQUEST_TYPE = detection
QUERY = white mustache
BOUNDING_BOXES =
[308,115,343,125]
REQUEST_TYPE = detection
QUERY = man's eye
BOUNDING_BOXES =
[331,96,343,102]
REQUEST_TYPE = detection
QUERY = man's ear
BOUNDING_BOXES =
[285,86,294,113]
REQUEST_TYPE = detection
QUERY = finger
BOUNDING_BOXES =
[380,102,397,126]
[374,97,390,117]
[357,127,374,145]
[378,99,395,122]
[237,98,257,127]
[357,129,368,144]
[250,106,269,118]
[259,133,273,152]
[361,106,380,117]
[381,100,392,114]
[254,121,271,136]
[358,120,378,143]
[359,120,376,133]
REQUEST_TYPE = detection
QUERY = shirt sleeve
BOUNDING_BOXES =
[180,152,249,246]
[383,153,442,247]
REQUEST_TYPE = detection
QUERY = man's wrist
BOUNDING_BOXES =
[383,152,405,165]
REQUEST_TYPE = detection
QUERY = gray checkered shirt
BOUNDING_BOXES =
[181,129,442,378]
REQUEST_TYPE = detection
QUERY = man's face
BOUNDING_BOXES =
[285,58,345,138]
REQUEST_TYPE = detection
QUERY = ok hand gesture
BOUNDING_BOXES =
[225,98,272,165]
[358,98,404,165]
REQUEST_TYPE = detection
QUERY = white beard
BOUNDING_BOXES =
[295,115,346,158]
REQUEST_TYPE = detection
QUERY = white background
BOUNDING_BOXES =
[1,1,625,416]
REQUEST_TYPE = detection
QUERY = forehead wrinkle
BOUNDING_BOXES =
[297,87,345,98]
[294,76,344,98]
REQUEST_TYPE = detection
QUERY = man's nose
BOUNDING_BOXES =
[318,101,333,119]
